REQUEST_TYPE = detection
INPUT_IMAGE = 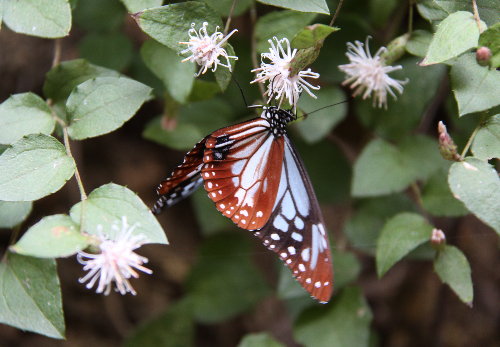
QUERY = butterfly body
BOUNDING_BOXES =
[154,106,333,303]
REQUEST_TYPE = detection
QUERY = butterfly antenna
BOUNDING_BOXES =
[302,99,350,118]
[232,77,250,108]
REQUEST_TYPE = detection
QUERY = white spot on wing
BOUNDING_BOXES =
[273,215,289,232]
[291,232,303,242]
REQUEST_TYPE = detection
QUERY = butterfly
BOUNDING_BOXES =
[153,106,333,303]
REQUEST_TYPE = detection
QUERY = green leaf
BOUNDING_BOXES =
[192,189,233,235]
[185,233,270,323]
[351,135,443,197]
[70,183,167,244]
[79,33,134,71]
[73,0,125,32]
[257,0,329,15]
[479,23,500,68]
[406,30,433,58]
[294,286,372,347]
[255,10,316,53]
[0,93,55,145]
[43,59,120,102]
[143,99,233,151]
[421,170,468,217]
[398,135,446,181]
[214,43,236,92]
[143,116,203,151]
[448,158,500,235]
[472,114,500,160]
[292,24,339,49]
[188,80,221,102]
[141,40,195,103]
[435,0,500,27]
[121,0,163,13]
[356,57,445,140]
[434,245,473,304]
[344,194,416,253]
[66,76,152,139]
[12,214,88,258]
[295,87,346,143]
[202,0,253,16]
[238,333,285,347]
[352,139,409,197]
[3,0,71,38]
[133,2,222,52]
[451,53,500,116]
[0,253,64,338]
[0,134,75,201]
[416,0,448,26]
[0,201,32,228]
[376,213,434,277]
[124,299,194,347]
[332,250,362,290]
[421,11,485,66]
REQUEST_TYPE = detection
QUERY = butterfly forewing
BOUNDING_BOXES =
[202,118,284,230]
[152,137,207,214]
[255,137,333,303]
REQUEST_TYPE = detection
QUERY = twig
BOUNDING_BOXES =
[329,0,344,26]
[51,39,62,68]
[49,106,87,201]
[460,123,481,158]
[408,0,414,34]
[250,4,265,99]
[471,0,484,33]
[224,0,238,35]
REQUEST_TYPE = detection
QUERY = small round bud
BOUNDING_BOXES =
[476,46,492,66]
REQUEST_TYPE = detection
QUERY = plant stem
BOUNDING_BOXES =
[224,0,238,35]
[471,0,484,33]
[408,0,414,34]
[250,4,265,99]
[51,39,62,68]
[48,106,87,201]
[329,0,344,26]
[460,124,481,159]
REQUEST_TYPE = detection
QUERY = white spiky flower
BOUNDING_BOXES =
[251,37,320,107]
[77,216,152,296]
[179,22,238,76]
[338,37,407,109]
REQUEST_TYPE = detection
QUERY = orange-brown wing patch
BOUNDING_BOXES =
[201,118,284,230]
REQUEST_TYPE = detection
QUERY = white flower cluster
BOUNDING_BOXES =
[251,37,320,107]
[179,22,238,76]
[77,217,152,296]
[338,38,407,109]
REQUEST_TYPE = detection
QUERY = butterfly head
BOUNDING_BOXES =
[262,106,296,138]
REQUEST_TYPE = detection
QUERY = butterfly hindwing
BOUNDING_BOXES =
[202,118,284,230]
[152,137,207,214]
[255,137,333,303]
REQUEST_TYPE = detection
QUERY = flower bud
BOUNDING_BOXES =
[290,43,322,77]
[380,33,410,66]
[431,228,446,249]
[476,46,492,66]
[438,121,461,161]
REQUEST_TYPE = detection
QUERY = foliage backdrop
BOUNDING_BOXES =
[0,0,499,346]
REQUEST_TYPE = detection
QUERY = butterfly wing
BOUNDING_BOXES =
[202,118,284,230]
[152,137,207,214]
[255,136,333,303]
